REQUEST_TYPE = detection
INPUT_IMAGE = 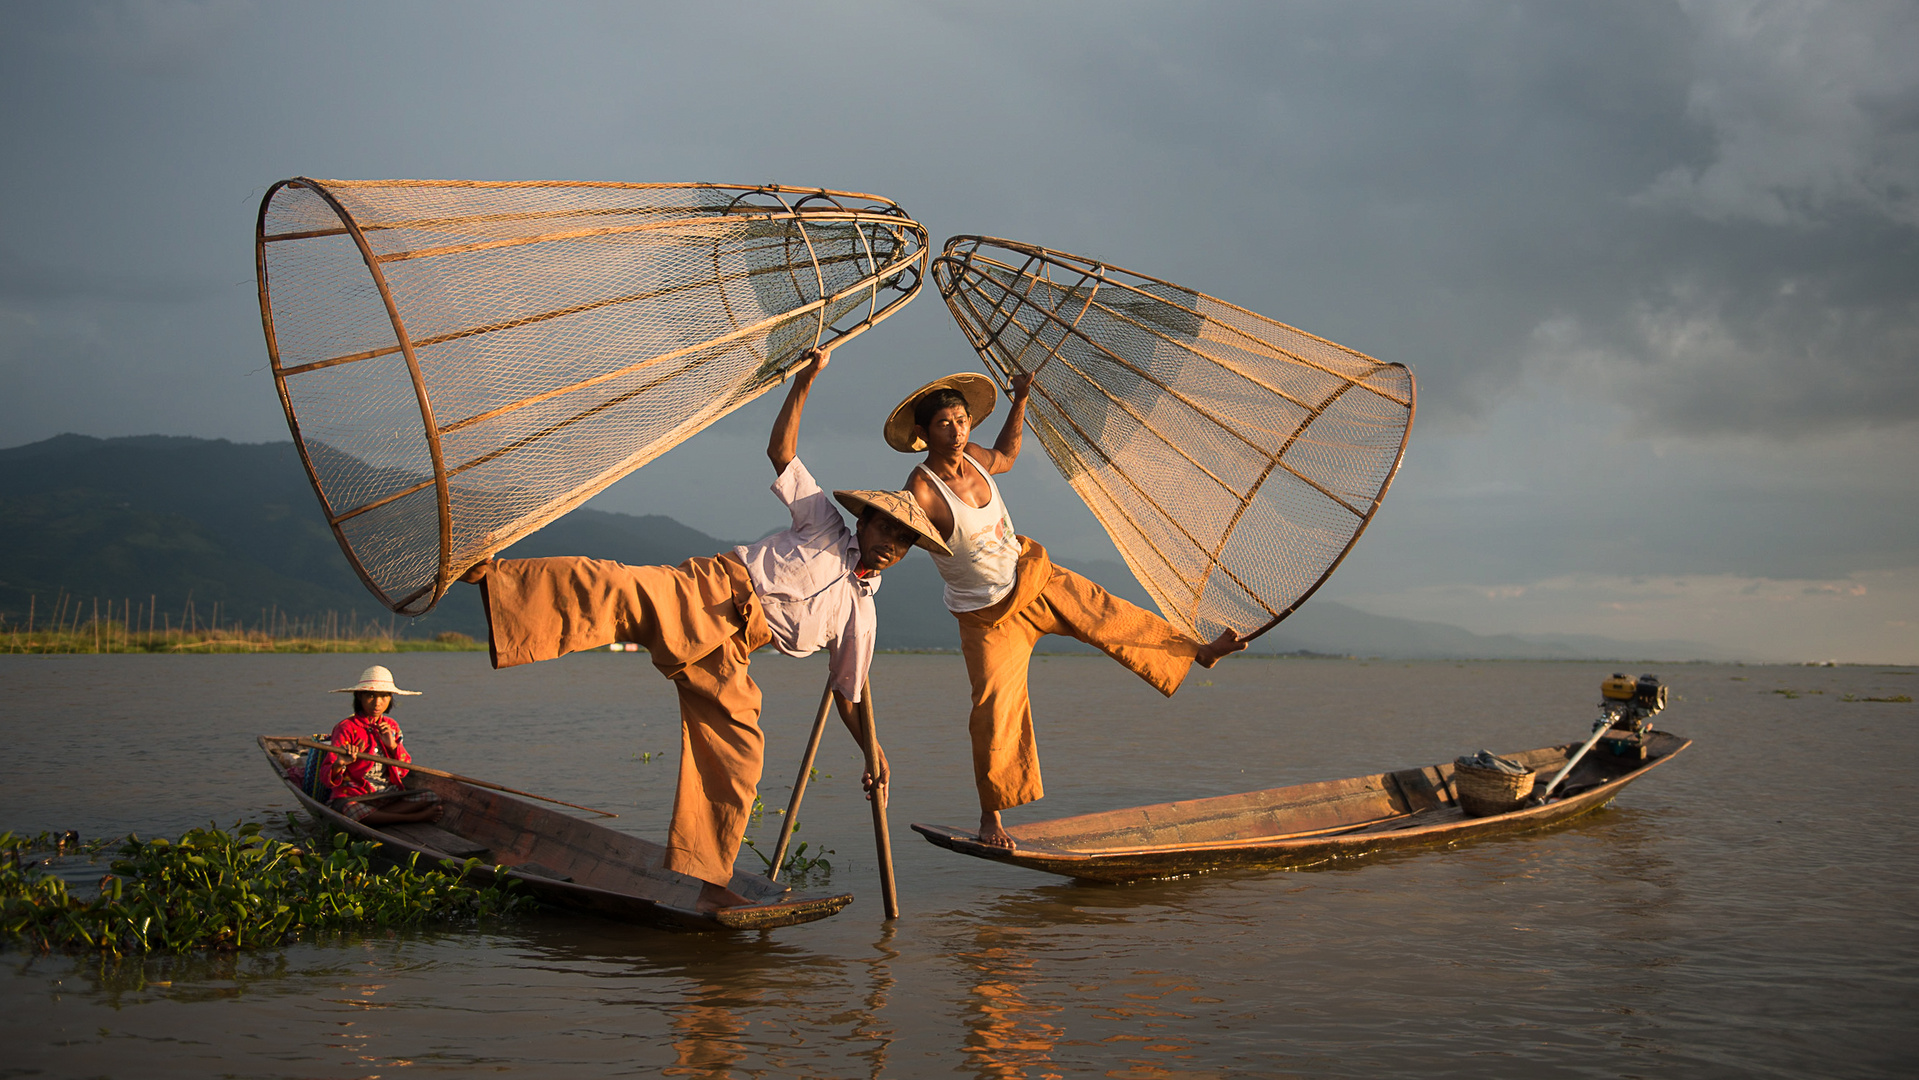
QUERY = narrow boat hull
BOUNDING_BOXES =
[259,736,852,931]
[912,730,1690,882]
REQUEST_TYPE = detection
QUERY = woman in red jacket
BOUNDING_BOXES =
[325,665,443,825]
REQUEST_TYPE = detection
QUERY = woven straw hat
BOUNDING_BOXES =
[833,489,953,556]
[884,373,998,453]
[330,665,422,696]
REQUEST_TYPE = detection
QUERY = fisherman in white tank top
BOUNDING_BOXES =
[892,372,1247,851]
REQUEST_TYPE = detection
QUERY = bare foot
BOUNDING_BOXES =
[696,880,752,913]
[976,810,1016,851]
[1196,629,1248,668]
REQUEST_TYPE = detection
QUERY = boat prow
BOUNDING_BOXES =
[912,729,1691,883]
[259,735,852,931]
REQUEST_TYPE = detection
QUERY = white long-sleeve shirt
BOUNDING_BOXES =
[733,458,878,703]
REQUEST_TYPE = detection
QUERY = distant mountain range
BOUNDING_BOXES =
[0,435,1727,660]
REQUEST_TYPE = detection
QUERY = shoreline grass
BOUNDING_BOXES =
[6,626,484,655]
[4,594,487,654]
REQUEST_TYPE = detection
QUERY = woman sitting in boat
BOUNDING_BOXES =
[325,665,443,826]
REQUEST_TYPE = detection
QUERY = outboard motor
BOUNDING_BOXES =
[1598,673,1667,759]
[1536,673,1670,803]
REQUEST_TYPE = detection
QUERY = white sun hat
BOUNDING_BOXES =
[330,665,422,696]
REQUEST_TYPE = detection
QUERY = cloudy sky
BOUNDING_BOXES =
[3,1,1914,663]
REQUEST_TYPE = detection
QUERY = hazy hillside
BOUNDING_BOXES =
[0,435,1726,660]
[0,435,729,641]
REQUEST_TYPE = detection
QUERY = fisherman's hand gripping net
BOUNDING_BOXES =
[933,236,1413,643]
[256,179,926,615]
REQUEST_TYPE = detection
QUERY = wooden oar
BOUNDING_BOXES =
[859,680,900,919]
[335,788,413,805]
[768,682,834,881]
[294,738,618,818]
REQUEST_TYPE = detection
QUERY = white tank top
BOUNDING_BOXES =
[917,456,1019,612]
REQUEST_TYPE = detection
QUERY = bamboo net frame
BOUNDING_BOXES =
[932,236,1413,643]
[256,179,927,615]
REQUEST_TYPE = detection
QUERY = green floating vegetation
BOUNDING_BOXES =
[737,795,834,882]
[2,822,525,956]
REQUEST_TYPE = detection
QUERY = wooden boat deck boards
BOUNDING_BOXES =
[259,735,853,931]
[912,730,1690,882]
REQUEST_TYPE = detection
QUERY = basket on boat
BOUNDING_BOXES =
[1453,757,1535,817]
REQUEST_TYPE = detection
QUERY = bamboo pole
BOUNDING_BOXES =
[293,738,618,818]
[858,680,900,919]
[769,683,835,881]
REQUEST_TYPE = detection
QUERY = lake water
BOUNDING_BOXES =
[2,651,1914,1078]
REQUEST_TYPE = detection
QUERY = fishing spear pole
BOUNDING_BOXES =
[769,683,834,879]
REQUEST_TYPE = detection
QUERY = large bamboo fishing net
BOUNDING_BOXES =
[256,179,927,615]
[933,236,1413,643]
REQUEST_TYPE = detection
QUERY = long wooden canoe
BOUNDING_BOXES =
[911,729,1691,882]
[259,735,852,931]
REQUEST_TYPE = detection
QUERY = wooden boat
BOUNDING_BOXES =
[258,735,853,931]
[911,729,1691,882]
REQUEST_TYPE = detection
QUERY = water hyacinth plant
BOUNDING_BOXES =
[1,823,525,955]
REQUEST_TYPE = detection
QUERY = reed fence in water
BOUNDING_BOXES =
[2,592,482,654]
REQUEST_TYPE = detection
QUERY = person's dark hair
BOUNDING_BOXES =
[913,387,971,429]
[353,690,393,716]
[859,505,915,542]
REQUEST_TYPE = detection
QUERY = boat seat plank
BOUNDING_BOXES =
[383,822,492,860]
[1389,767,1451,813]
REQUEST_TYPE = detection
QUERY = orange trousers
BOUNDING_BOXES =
[954,538,1199,812]
[478,553,772,887]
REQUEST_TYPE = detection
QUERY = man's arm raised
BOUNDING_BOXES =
[974,370,1031,475]
[768,345,832,474]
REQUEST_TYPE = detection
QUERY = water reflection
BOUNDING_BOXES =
[850,924,899,1080]
[497,916,905,1078]
[960,924,1067,1079]
[664,978,755,1078]
[949,887,1243,1080]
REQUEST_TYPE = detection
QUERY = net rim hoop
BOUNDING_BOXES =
[257,177,452,614]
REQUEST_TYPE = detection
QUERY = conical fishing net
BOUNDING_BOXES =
[933,236,1413,643]
[256,179,927,615]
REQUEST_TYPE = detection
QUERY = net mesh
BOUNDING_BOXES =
[257,179,927,615]
[933,236,1413,643]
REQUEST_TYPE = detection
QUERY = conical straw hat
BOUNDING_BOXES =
[883,373,998,452]
[330,665,422,695]
[833,489,952,555]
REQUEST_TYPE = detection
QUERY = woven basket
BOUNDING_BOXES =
[1453,762,1535,818]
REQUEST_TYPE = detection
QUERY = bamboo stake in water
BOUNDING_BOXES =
[859,680,900,919]
[769,683,835,882]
